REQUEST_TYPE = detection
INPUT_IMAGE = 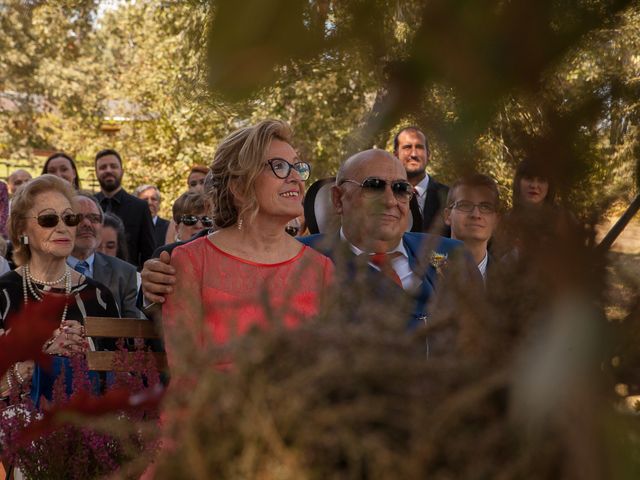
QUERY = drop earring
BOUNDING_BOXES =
[21,235,29,245]
[237,218,243,231]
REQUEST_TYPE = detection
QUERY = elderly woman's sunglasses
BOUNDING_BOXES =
[266,158,311,181]
[340,177,414,203]
[179,214,214,227]
[24,212,83,228]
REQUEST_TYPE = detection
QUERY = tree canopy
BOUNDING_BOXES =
[0,0,639,217]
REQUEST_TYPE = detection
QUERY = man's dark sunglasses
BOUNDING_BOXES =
[266,158,311,181]
[179,214,214,227]
[25,212,83,228]
[340,177,414,203]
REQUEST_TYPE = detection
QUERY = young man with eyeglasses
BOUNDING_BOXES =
[444,174,500,282]
[68,193,142,318]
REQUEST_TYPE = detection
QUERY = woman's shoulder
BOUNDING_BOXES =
[73,276,118,314]
[297,243,332,266]
[0,270,21,289]
[173,235,209,255]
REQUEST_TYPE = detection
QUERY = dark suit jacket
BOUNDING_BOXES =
[298,232,463,329]
[419,178,450,237]
[96,188,155,269]
[153,217,170,249]
[93,252,142,319]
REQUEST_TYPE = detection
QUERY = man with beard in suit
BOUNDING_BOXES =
[393,126,450,236]
[68,193,142,318]
[94,149,155,269]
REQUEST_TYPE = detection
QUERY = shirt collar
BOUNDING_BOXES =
[477,250,489,280]
[413,174,430,197]
[339,227,408,258]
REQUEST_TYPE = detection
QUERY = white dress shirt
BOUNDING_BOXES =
[477,250,489,282]
[412,174,430,215]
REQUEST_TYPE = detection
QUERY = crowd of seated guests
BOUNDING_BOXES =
[0,122,574,409]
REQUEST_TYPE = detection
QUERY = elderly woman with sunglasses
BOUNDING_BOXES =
[0,175,119,406]
[163,120,333,367]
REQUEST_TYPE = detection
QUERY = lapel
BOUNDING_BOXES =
[403,234,438,291]
[93,252,114,288]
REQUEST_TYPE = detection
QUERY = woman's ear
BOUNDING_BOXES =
[228,178,245,209]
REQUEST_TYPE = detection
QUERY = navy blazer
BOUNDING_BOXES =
[298,232,463,329]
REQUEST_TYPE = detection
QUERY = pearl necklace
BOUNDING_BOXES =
[22,263,71,325]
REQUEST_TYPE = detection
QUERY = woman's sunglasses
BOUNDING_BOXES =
[24,212,83,228]
[179,214,214,228]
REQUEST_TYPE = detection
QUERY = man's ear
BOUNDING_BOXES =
[443,207,452,227]
[331,185,343,215]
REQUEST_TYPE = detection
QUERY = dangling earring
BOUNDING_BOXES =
[237,218,243,231]
[20,235,29,245]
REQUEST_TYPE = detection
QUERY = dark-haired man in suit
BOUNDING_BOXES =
[393,126,449,236]
[94,149,155,269]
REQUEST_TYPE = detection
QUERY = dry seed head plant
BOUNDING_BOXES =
[148,209,640,480]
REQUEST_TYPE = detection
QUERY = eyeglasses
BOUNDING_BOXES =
[340,177,414,203]
[82,213,103,224]
[449,201,497,214]
[266,158,311,181]
[24,212,82,228]
[179,214,214,227]
[188,178,205,188]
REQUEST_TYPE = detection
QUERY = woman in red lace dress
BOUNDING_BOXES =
[163,120,333,364]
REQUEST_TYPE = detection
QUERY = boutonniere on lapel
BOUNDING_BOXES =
[429,252,448,276]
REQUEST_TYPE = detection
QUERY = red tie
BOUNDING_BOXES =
[369,252,403,288]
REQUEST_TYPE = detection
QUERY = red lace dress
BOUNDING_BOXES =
[163,236,333,362]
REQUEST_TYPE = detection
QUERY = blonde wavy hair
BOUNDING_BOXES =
[210,119,293,228]
[9,174,76,266]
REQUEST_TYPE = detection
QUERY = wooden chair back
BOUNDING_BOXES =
[84,316,167,372]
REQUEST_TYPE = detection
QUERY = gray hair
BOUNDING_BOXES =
[134,184,161,202]
[74,191,105,222]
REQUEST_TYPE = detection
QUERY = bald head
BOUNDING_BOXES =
[337,149,406,184]
[7,169,32,196]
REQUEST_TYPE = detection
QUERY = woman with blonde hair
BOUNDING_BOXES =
[163,120,333,361]
[0,175,119,405]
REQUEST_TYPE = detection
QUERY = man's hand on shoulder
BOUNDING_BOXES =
[141,251,176,304]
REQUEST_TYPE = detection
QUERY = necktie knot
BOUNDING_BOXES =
[74,261,89,276]
[368,252,403,287]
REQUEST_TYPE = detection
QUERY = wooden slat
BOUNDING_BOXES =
[84,317,160,339]
[86,351,167,372]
